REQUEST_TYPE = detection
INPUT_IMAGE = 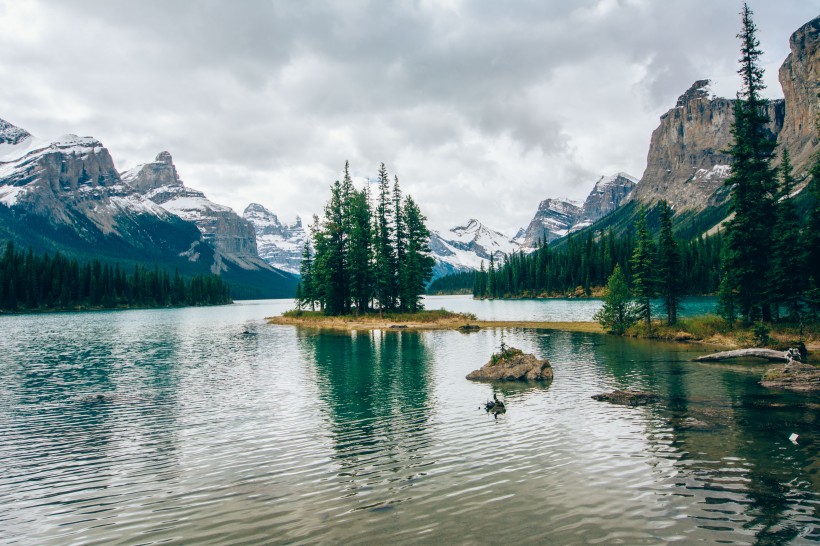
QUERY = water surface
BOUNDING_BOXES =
[0,296,817,544]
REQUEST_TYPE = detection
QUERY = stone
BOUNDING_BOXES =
[591,390,660,406]
[761,362,820,392]
[466,347,553,381]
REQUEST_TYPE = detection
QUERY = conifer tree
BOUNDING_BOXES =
[373,163,396,313]
[347,187,373,314]
[770,148,805,320]
[593,264,638,334]
[630,205,655,332]
[487,254,496,298]
[393,176,406,309]
[657,201,681,325]
[399,196,435,312]
[721,3,778,324]
[298,241,316,311]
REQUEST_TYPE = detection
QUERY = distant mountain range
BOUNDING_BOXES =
[0,121,296,298]
[2,14,817,292]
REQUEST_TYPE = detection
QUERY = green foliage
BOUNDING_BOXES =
[426,270,475,295]
[0,242,231,311]
[770,148,806,320]
[753,321,770,346]
[593,264,639,334]
[301,162,434,316]
[657,201,682,325]
[630,205,655,332]
[721,3,778,324]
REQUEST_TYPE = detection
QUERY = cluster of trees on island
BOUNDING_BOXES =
[0,242,232,312]
[296,162,435,315]
[467,5,820,332]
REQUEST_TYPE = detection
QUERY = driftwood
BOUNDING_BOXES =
[692,348,790,363]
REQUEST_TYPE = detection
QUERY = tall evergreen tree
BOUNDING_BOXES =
[373,163,396,313]
[630,205,655,332]
[399,196,435,312]
[769,148,805,320]
[657,201,682,325]
[298,241,316,311]
[347,187,374,314]
[721,3,778,324]
[393,176,406,309]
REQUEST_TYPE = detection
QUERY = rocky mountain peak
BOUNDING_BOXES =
[0,118,31,145]
[243,203,307,274]
[676,79,711,107]
[155,150,174,165]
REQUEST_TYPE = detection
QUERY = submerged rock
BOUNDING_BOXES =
[591,390,660,406]
[457,324,481,332]
[760,362,820,392]
[466,347,553,381]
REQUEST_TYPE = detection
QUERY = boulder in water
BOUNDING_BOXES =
[466,347,553,381]
[591,390,660,406]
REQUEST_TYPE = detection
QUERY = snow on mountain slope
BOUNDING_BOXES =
[243,203,307,274]
[429,219,521,277]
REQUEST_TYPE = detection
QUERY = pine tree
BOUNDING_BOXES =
[631,205,655,333]
[593,264,638,334]
[399,196,435,312]
[769,148,805,320]
[347,187,373,314]
[393,175,406,310]
[721,3,778,324]
[298,241,316,311]
[373,163,396,313]
[657,201,682,325]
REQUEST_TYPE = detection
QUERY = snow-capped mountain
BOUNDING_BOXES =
[0,117,295,297]
[429,219,520,278]
[243,203,307,274]
[0,119,204,260]
[519,173,637,248]
[122,152,273,273]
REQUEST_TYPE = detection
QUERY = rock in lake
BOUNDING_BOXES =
[760,362,820,392]
[466,347,553,381]
[591,390,660,406]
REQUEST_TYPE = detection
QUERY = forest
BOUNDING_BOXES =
[297,162,435,315]
[0,241,232,312]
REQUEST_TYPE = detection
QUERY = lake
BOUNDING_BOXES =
[0,296,817,544]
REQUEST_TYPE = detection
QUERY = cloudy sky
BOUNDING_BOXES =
[1,0,818,234]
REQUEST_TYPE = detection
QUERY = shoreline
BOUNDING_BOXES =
[266,315,604,333]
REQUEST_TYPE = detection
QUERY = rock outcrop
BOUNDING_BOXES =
[519,198,582,247]
[778,16,820,176]
[0,124,202,258]
[466,347,553,381]
[123,152,270,273]
[591,390,660,406]
[761,362,820,392]
[630,79,785,211]
[243,203,307,274]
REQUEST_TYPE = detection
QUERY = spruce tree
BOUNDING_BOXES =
[373,163,396,313]
[657,201,682,325]
[298,241,316,311]
[399,196,435,311]
[347,187,373,314]
[393,176,406,310]
[630,205,655,333]
[770,148,805,320]
[593,264,638,334]
[721,3,778,324]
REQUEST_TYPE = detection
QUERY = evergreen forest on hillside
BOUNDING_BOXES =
[296,162,435,315]
[0,242,232,312]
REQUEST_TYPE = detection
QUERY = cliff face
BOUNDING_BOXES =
[243,203,307,274]
[123,152,268,272]
[633,16,819,213]
[778,16,820,175]
[631,80,785,211]
[520,198,581,247]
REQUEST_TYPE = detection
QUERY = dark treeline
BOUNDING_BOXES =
[471,221,723,300]
[427,270,476,295]
[297,162,435,315]
[0,242,232,312]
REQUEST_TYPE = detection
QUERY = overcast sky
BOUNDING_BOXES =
[1,1,818,234]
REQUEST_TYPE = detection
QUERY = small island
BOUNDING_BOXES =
[466,345,553,381]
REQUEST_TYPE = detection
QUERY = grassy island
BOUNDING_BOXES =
[268,309,604,333]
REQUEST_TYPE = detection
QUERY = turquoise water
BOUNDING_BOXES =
[0,296,817,544]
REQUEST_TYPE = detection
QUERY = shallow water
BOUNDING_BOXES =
[0,296,817,544]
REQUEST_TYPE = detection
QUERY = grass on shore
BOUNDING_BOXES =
[281,308,478,323]
[625,314,820,353]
